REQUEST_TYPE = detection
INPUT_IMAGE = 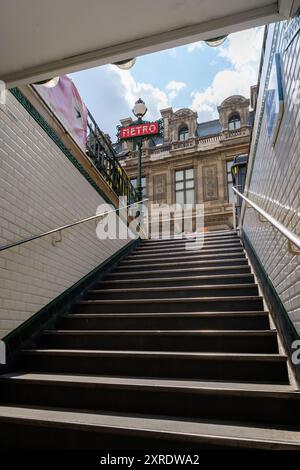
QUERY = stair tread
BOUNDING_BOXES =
[134,244,242,254]
[62,311,268,319]
[43,330,276,336]
[108,265,251,276]
[142,231,237,241]
[116,257,247,268]
[101,273,254,284]
[141,239,240,247]
[89,284,257,294]
[0,405,299,448]
[78,295,263,304]
[1,373,297,396]
[22,349,287,360]
[124,251,245,262]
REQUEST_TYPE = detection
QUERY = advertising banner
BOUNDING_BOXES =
[34,75,87,150]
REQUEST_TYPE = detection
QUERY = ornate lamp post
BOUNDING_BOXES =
[117,99,163,205]
[132,98,148,202]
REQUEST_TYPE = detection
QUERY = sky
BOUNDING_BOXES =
[70,26,264,141]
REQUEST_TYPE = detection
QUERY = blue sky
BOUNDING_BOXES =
[70,26,264,140]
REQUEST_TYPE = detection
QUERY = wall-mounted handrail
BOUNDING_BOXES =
[0,199,148,253]
[233,187,300,253]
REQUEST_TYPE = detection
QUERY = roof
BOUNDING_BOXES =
[197,119,222,137]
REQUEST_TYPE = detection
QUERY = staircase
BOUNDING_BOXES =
[0,230,300,449]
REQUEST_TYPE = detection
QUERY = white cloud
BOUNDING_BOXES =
[187,41,204,53]
[219,28,264,68]
[166,80,187,101]
[71,65,172,138]
[190,27,264,121]
[111,66,170,121]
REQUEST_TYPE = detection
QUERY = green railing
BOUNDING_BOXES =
[86,110,138,203]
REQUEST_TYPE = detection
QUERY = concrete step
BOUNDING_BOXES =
[130,241,243,257]
[86,284,259,300]
[39,330,278,354]
[142,231,238,245]
[0,405,299,450]
[114,257,249,272]
[99,273,255,289]
[141,236,239,248]
[74,296,264,314]
[0,374,298,428]
[107,265,252,279]
[121,250,246,265]
[58,311,270,331]
[19,349,289,383]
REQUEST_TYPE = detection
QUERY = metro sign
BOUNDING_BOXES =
[119,121,159,140]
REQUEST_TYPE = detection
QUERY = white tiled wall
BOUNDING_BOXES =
[0,92,129,338]
[243,20,300,334]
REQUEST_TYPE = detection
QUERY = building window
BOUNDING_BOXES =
[131,176,147,199]
[178,126,189,141]
[226,161,234,203]
[228,114,241,130]
[175,168,195,206]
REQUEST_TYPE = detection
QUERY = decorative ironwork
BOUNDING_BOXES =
[86,111,138,202]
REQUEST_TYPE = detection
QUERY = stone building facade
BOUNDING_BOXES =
[116,92,255,231]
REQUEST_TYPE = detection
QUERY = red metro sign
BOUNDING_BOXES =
[119,121,159,140]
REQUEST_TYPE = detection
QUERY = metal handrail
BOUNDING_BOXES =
[0,199,148,253]
[232,187,300,253]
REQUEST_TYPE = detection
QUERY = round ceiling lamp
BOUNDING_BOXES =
[114,58,137,70]
[34,77,60,88]
[204,35,228,47]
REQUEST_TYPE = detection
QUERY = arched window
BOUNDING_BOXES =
[228,114,241,130]
[178,126,189,141]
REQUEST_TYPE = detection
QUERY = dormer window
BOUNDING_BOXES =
[228,114,241,130]
[178,126,189,141]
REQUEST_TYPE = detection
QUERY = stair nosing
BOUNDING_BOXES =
[115,258,248,269]
[134,244,242,254]
[77,295,264,305]
[131,247,244,256]
[100,273,254,284]
[108,265,251,276]
[87,283,258,294]
[120,253,246,264]
[21,349,287,361]
[62,311,269,319]
[42,329,276,337]
[0,374,296,398]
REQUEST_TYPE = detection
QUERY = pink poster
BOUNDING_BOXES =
[34,76,87,150]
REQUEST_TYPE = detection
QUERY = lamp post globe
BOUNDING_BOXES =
[133,98,147,120]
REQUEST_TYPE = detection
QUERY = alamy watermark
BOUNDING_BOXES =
[95,198,206,251]
[292,340,300,365]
